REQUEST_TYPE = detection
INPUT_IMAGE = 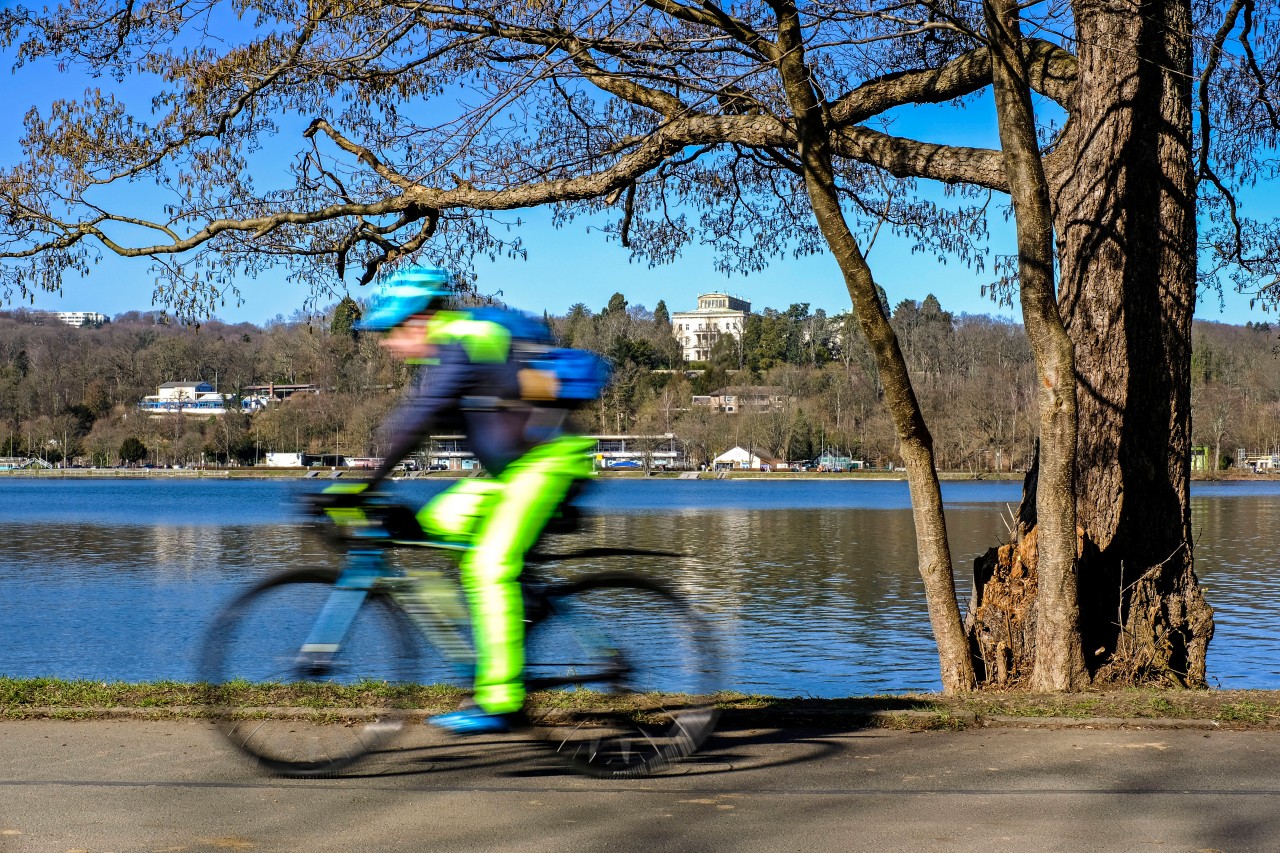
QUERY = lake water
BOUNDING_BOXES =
[1,477,1277,696]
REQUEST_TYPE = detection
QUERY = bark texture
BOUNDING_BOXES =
[967,456,1041,686]
[970,0,1214,687]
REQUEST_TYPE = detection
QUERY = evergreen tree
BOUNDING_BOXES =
[603,292,628,316]
[654,299,671,329]
[330,296,363,339]
[119,436,148,466]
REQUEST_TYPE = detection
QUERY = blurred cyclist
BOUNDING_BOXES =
[326,266,602,734]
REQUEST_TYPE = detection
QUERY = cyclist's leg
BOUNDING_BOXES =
[416,478,504,542]
[463,438,592,715]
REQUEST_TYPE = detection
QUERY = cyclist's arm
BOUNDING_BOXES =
[366,347,475,486]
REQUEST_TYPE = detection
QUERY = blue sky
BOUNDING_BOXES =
[13,198,1270,327]
[0,19,1270,327]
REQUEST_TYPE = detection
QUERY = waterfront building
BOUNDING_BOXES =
[0,457,53,470]
[711,446,788,471]
[138,381,270,416]
[590,434,684,469]
[813,452,863,471]
[671,293,750,362]
[424,435,481,471]
[253,434,690,472]
[1237,449,1280,472]
[405,433,687,472]
[265,452,303,468]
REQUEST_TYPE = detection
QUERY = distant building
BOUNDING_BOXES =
[413,434,688,472]
[50,311,109,328]
[155,381,214,401]
[1239,451,1279,472]
[813,452,863,471]
[265,452,307,468]
[426,435,481,471]
[711,446,788,471]
[671,293,750,362]
[691,386,789,414]
[0,457,53,470]
[589,434,684,469]
[242,383,321,402]
[264,452,363,468]
[138,381,269,416]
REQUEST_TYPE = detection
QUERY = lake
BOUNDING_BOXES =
[1,477,1277,696]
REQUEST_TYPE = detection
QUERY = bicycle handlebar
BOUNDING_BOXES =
[301,490,688,561]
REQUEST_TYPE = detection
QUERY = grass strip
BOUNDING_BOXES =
[6,678,1280,729]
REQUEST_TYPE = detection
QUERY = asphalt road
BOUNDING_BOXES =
[1,719,1278,852]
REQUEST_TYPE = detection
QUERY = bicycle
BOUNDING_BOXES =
[198,491,720,779]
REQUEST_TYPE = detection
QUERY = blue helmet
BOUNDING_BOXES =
[355,267,454,331]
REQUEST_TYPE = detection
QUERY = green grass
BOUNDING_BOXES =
[0,676,468,718]
[1216,701,1276,725]
[6,678,1280,729]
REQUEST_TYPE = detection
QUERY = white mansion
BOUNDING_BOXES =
[50,311,109,327]
[670,292,751,362]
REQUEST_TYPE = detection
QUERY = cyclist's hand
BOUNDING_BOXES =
[302,483,370,517]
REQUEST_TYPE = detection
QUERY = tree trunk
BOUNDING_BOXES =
[969,0,1214,687]
[984,0,1088,691]
[771,2,976,692]
[1057,0,1212,685]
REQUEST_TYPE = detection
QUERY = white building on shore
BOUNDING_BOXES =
[138,381,269,416]
[711,446,788,471]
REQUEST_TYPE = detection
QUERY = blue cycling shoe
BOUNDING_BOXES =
[427,708,512,735]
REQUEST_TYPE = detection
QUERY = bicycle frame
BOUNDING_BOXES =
[297,541,471,677]
[297,549,386,666]
[298,529,679,693]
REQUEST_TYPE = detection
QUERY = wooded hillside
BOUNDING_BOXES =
[1,298,1274,470]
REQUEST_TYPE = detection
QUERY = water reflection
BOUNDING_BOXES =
[0,480,1276,695]
[577,509,938,694]
[1192,494,1280,688]
[0,504,1002,695]
[0,522,338,682]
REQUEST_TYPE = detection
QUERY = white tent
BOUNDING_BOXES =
[711,446,787,471]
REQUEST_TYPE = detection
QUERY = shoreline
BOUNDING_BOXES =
[1,468,1273,483]
[0,468,1009,482]
[4,678,1280,730]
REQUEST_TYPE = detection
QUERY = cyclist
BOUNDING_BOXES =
[323,266,601,734]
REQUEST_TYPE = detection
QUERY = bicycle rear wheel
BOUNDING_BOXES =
[523,572,720,778]
[200,568,449,777]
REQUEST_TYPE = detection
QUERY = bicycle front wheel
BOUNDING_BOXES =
[523,572,720,778]
[200,568,445,777]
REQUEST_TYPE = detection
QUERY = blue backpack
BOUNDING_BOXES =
[519,347,612,405]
